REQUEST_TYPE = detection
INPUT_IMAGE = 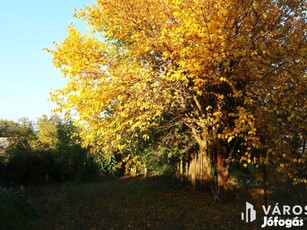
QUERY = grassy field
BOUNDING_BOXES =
[10,176,306,230]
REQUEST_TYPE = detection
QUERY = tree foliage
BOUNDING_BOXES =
[36,115,60,151]
[0,118,36,153]
[48,0,306,191]
[0,119,16,137]
[0,116,104,186]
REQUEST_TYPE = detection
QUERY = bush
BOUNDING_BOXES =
[0,186,38,229]
[54,150,103,182]
[4,150,56,186]
[229,161,258,187]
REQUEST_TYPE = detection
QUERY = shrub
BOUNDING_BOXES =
[0,186,38,229]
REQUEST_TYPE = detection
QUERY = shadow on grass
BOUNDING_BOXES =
[23,175,305,230]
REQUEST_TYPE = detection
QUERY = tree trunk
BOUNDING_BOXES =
[263,163,268,208]
[198,140,216,199]
[143,165,148,179]
[216,146,229,202]
[175,131,229,202]
[189,153,197,187]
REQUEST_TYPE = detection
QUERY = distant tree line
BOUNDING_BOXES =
[0,116,105,186]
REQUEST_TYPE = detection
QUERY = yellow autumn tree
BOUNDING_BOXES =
[48,0,306,200]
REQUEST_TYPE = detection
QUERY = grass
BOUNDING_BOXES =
[16,176,306,230]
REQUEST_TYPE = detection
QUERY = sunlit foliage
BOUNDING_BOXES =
[48,0,306,190]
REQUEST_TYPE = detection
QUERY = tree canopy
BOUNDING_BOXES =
[48,0,306,192]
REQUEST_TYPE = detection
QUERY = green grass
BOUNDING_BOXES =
[19,176,306,230]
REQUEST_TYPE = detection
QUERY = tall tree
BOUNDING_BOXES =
[36,115,60,151]
[0,118,36,152]
[0,119,16,137]
[48,0,306,200]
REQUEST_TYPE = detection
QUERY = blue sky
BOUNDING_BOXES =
[0,0,95,121]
